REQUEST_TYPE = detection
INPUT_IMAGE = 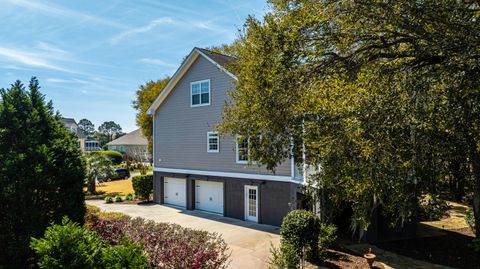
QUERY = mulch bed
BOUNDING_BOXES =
[376,228,478,269]
[307,249,385,269]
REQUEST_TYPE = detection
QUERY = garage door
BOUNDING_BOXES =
[195,180,224,214]
[164,177,186,208]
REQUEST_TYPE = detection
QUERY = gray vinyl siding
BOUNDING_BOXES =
[154,56,291,177]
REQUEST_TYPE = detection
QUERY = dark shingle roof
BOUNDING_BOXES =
[107,128,147,146]
[60,117,76,126]
[60,117,86,139]
[195,48,235,73]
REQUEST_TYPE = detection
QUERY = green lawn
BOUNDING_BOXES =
[85,179,134,199]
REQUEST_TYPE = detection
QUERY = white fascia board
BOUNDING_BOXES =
[147,48,237,115]
[147,49,199,114]
[153,167,303,184]
[195,48,238,81]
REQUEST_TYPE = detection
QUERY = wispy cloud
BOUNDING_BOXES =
[191,20,223,31]
[6,0,127,29]
[138,58,177,67]
[0,47,69,72]
[46,78,90,84]
[110,17,174,45]
[36,42,69,56]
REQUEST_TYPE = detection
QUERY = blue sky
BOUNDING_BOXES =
[0,0,267,132]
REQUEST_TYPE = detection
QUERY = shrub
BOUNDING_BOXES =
[465,209,475,234]
[132,175,153,201]
[105,196,114,204]
[418,193,450,221]
[102,238,152,269]
[280,210,321,260]
[31,217,154,269]
[30,217,104,268]
[126,193,134,201]
[469,239,480,253]
[115,195,123,202]
[269,243,299,269]
[318,223,337,252]
[88,214,230,268]
[93,150,123,165]
[85,205,126,224]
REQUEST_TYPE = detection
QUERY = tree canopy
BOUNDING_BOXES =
[98,121,123,143]
[78,118,95,137]
[219,0,480,237]
[133,77,170,152]
[0,78,86,266]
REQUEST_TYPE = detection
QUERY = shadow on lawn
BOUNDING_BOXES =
[375,227,478,269]
[309,248,384,269]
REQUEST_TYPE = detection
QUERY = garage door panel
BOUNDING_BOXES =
[164,177,186,208]
[195,180,224,214]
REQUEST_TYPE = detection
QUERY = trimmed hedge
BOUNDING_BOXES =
[280,210,321,260]
[92,150,123,165]
[132,175,153,201]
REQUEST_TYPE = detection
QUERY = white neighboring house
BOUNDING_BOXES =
[61,118,100,151]
[107,128,150,163]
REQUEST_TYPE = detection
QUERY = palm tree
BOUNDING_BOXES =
[85,154,112,194]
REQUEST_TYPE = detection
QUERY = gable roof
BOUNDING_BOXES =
[60,117,77,127]
[147,47,237,114]
[107,128,147,146]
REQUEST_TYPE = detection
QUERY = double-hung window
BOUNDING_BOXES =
[207,132,219,153]
[191,79,210,107]
[236,136,261,164]
[236,136,248,163]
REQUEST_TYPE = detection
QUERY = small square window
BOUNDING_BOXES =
[207,132,219,153]
[191,80,210,107]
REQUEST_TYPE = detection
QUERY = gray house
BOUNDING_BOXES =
[147,48,304,226]
[107,128,150,163]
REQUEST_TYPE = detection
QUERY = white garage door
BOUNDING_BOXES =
[164,177,186,208]
[195,180,224,214]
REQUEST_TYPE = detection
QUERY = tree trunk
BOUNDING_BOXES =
[450,161,466,202]
[87,176,96,194]
[469,147,480,237]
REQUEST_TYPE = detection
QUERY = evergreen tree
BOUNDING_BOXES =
[0,78,86,266]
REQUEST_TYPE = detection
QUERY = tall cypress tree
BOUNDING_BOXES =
[0,78,86,267]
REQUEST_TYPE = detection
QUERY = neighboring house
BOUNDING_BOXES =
[61,118,100,151]
[147,48,304,226]
[107,128,150,162]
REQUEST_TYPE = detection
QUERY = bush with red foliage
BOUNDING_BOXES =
[87,213,230,269]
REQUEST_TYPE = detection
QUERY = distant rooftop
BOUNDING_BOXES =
[107,128,147,146]
[60,117,86,139]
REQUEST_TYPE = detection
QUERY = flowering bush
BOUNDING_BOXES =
[87,214,230,269]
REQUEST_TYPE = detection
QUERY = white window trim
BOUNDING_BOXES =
[235,135,249,164]
[207,131,219,153]
[190,79,211,107]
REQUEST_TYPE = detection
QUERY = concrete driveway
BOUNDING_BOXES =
[86,200,280,269]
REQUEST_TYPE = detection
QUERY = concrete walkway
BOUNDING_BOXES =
[86,200,280,269]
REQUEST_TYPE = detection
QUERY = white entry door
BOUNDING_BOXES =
[164,177,186,208]
[195,180,224,214]
[244,185,259,222]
